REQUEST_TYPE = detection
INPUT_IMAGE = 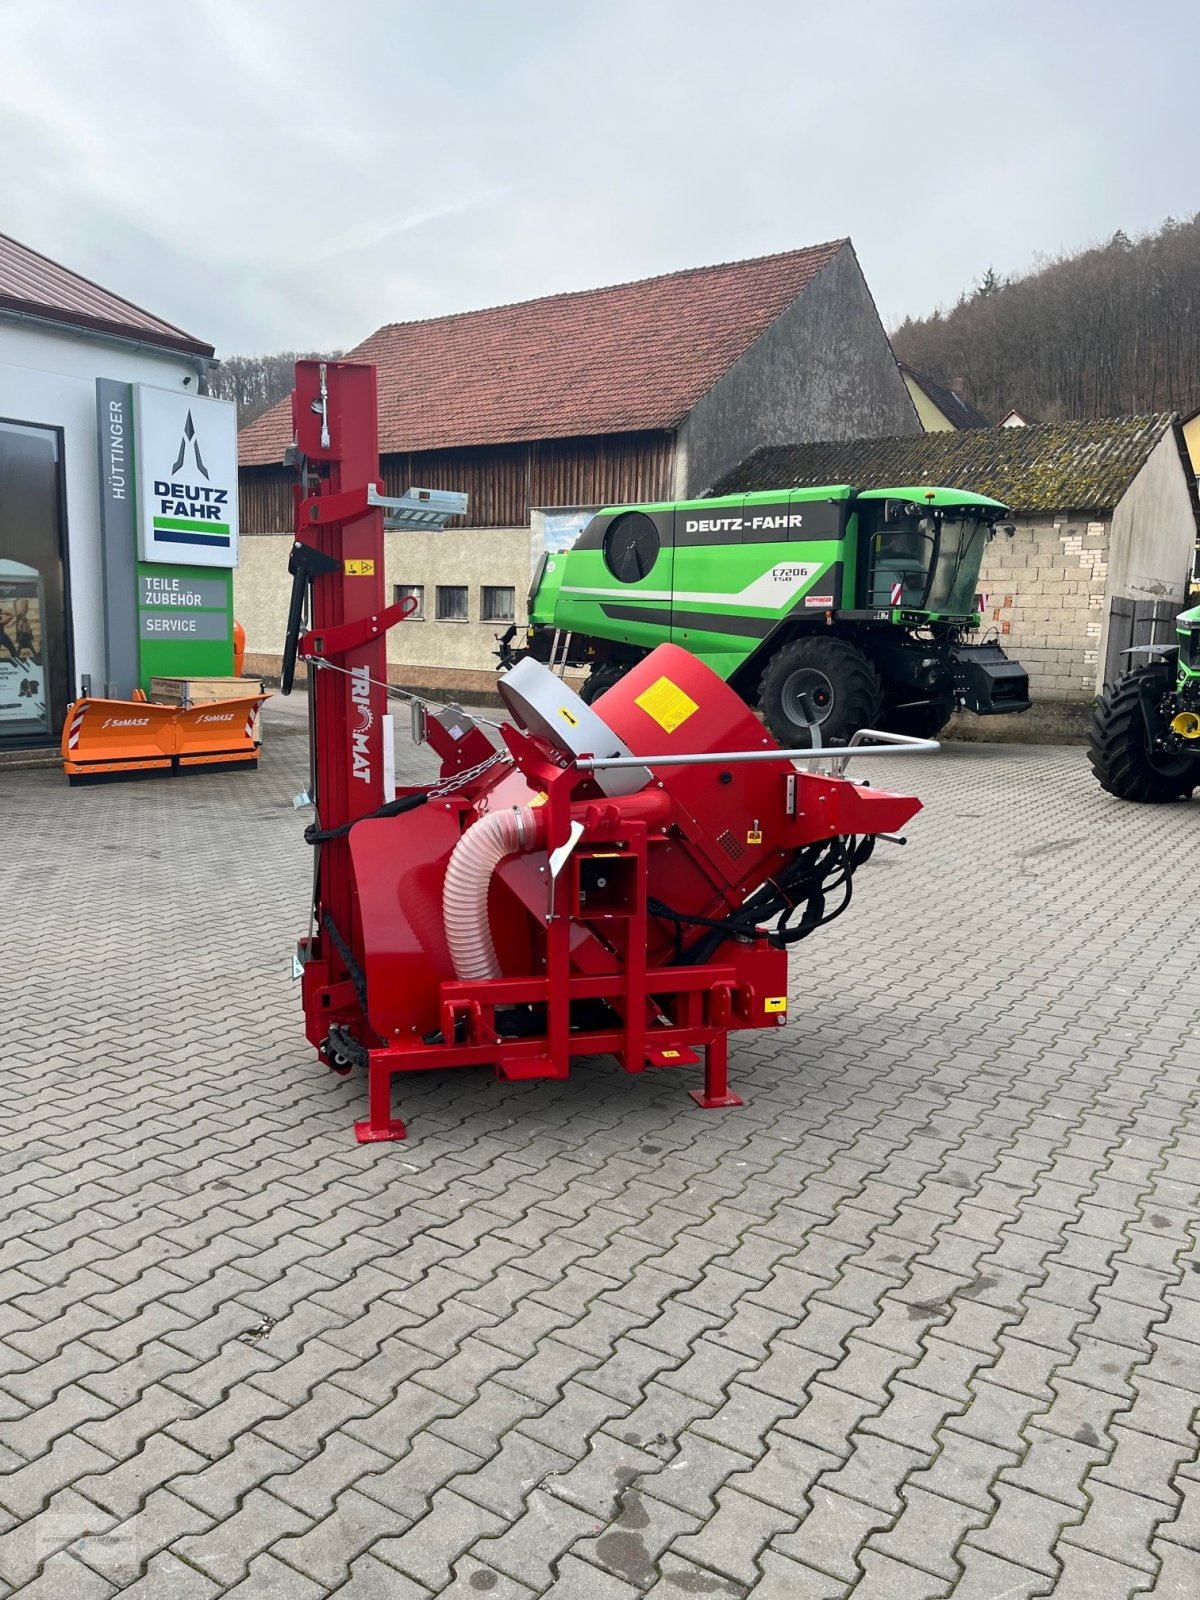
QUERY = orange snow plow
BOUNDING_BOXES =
[62,692,268,784]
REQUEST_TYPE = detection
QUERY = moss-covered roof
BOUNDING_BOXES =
[710,415,1187,514]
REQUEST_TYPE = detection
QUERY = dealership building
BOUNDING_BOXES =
[0,230,237,751]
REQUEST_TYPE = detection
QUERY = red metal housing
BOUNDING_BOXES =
[288,362,922,1141]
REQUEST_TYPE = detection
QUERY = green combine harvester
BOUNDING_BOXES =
[500,484,1031,745]
[1089,602,1200,801]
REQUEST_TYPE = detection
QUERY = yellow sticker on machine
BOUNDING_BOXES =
[344,559,375,576]
[634,676,699,734]
[558,705,579,728]
[764,997,787,1013]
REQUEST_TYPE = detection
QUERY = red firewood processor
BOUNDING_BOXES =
[279,361,931,1142]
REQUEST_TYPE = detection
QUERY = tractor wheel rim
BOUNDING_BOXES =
[781,667,835,726]
[1145,700,1194,775]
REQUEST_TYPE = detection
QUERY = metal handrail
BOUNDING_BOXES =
[574,728,939,781]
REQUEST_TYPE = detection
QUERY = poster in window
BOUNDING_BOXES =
[0,561,49,735]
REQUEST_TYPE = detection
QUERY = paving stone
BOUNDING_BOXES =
[845,1549,951,1600]
[817,1433,928,1516]
[1051,1542,1160,1600]
[0,1435,117,1522]
[5,1548,119,1598]
[356,1432,484,1519]
[270,1488,412,1589]
[73,1432,208,1519]
[964,1480,1082,1578]
[76,1487,214,1586]
[949,1544,1056,1600]
[866,1484,988,1582]
[539,1551,642,1598]
[172,1488,310,1586]
[1056,1481,1168,1575]
[169,1431,304,1519]
[322,1551,431,1598]
[439,1554,538,1597]
[673,1485,800,1585]
[1153,1539,1200,1600]
[373,1487,506,1590]
[109,1549,222,1599]
[220,1550,327,1598]
[263,1431,392,1518]
[0,1487,116,1589]
[571,1487,702,1589]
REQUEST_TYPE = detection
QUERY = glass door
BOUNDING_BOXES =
[0,420,69,744]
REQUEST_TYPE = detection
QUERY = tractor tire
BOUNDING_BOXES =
[1088,663,1197,803]
[757,637,882,747]
[882,698,955,740]
[579,665,626,704]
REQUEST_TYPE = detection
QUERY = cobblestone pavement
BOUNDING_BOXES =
[2,713,1198,1598]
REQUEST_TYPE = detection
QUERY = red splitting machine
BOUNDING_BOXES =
[280,361,926,1141]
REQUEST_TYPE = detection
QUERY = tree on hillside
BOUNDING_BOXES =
[207,350,344,427]
[892,213,1200,423]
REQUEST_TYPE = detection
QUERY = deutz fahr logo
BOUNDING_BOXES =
[350,665,373,783]
[153,410,228,522]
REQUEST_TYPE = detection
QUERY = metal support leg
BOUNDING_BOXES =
[354,1058,407,1141]
[689,1033,743,1109]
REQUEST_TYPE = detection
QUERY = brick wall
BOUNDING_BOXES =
[975,513,1108,704]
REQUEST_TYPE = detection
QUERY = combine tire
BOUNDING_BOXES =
[1088,663,1196,802]
[882,698,955,740]
[757,637,882,747]
[579,665,625,704]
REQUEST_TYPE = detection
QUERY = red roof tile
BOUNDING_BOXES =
[0,231,214,358]
[239,242,847,465]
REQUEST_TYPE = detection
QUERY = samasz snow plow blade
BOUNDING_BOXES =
[61,694,268,784]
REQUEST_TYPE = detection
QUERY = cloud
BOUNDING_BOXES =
[0,0,1194,355]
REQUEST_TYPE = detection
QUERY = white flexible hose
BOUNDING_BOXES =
[443,806,540,981]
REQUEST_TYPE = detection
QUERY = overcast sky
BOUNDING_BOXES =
[1,0,1194,357]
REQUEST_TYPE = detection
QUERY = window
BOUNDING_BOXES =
[481,585,515,622]
[436,585,469,621]
[394,583,424,619]
[603,511,660,583]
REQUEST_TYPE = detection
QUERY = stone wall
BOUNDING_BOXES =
[975,512,1108,705]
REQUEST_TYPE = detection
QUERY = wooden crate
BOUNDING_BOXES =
[150,676,265,708]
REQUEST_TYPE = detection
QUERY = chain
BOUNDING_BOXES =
[428,751,512,795]
[307,654,509,732]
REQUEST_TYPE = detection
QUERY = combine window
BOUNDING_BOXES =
[603,512,660,583]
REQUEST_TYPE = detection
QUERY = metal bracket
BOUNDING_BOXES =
[300,600,413,661]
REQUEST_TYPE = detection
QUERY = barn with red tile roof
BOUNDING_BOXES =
[236,241,919,693]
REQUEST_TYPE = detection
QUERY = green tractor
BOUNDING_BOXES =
[1088,603,1200,801]
[499,483,1031,745]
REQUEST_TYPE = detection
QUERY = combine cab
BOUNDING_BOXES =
[501,485,1031,746]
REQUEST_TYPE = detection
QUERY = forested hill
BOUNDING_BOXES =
[891,213,1200,425]
[208,350,342,427]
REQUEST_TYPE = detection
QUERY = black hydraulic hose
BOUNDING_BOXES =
[304,790,429,845]
[652,835,868,966]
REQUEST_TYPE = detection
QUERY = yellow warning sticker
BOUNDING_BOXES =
[634,676,699,734]
[660,1049,681,1059]
[746,828,763,845]
[764,997,787,1013]
[345,559,375,576]
[558,705,579,728]
[528,792,548,809]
